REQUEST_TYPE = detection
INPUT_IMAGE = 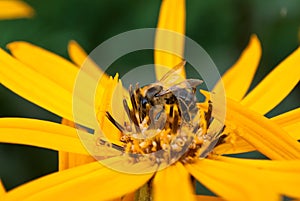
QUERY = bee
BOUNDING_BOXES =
[106,60,203,138]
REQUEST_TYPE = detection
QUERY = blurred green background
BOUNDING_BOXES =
[0,0,299,193]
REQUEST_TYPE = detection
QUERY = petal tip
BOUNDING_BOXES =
[68,40,77,48]
[249,34,262,54]
[6,41,28,51]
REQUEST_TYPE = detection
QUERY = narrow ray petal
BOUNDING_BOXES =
[6,41,99,120]
[280,123,300,140]
[186,159,278,201]
[226,99,300,159]
[68,40,88,67]
[3,160,153,201]
[216,35,261,101]
[154,0,186,79]
[153,162,196,201]
[215,107,300,155]
[59,118,95,170]
[213,135,255,155]
[213,157,300,198]
[0,180,6,196]
[7,42,80,93]
[241,47,300,114]
[95,75,123,145]
[214,122,300,155]
[0,48,94,127]
[58,152,96,170]
[0,118,89,155]
[59,118,75,171]
[216,156,300,172]
[68,40,111,83]
[67,41,127,134]
[0,1,34,19]
[272,108,300,139]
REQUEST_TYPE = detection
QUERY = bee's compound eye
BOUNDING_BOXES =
[141,97,148,106]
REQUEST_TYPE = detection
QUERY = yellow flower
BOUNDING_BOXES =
[1,0,300,200]
[0,0,34,20]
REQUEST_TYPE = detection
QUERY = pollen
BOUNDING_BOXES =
[103,68,224,164]
[109,89,216,164]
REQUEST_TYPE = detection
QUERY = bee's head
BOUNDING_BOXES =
[141,84,163,106]
[144,84,163,100]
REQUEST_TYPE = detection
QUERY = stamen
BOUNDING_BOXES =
[104,77,224,164]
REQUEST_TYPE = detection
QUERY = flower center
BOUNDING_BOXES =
[105,81,220,164]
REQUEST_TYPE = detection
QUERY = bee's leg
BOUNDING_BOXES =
[130,84,145,127]
[123,99,132,122]
[98,138,124,152]
[129,85,139,121]
[205,100,213,127]
[192,87,196,94]
[135,83,144,122]
[121,99,134,134]
[192,124,200,134]
[123,99,141,133]
[178,98,191,122]
[172,109,179,134]
[168,105,174,129]
[105,111,126,133]
[169,105,174,118]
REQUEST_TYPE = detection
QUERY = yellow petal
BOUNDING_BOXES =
[3,160,153,201]
[186,159,277,201]
[280,123,300,140]
[272,107,300,140]
[68,40,88,67]
[153,162,196,201]
[59,118,95,171]
[216,35,261,101]
[7,41,98,112]
[0,118,89,155]
[0,48,94,127]
[0,1,34,19]
[213,134,255,155]
[68,41,128,134]
[67,40,112,85]
[216,156,300,172]
[241,47,300,114]
[7,41,79,93]
[95,75,123,146]
[215,107,300,155]
[226,98,300,160]
[0,180,6,196]
[196,195,224,201]
[214,157,300,199]
[58,152,96,171]
[186,158,300,200]
[154,0,186,79]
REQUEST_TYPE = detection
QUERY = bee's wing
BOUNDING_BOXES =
[157,79,203,96]
[158,60,186,88]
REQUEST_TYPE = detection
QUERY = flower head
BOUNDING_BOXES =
[0,0,300,200]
